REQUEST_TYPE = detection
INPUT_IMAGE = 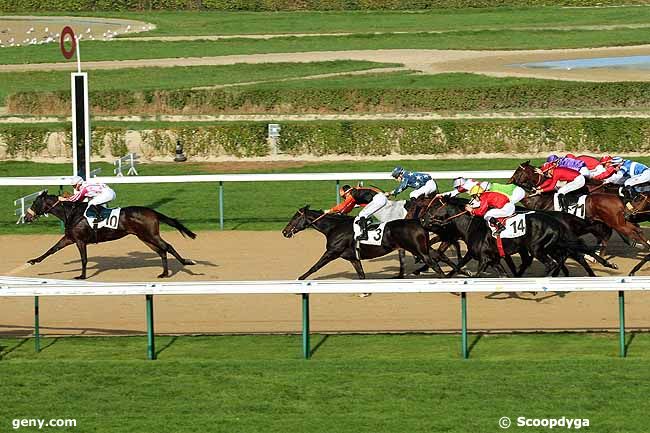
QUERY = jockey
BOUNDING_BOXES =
[619,158,650,197]
[325,184,387,241]
[534,165,586,212]
[488,181,527,205]
[465,185,514,235]
[389,166,438,199]
[568,154,605,178]
[59,175,116,226]
[441,177,489,198]
[592,156,627,185]
[542,154,590,177]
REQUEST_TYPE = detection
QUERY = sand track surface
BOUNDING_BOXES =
[1,231,650,337]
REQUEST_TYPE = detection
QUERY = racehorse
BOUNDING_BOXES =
[508,161,648,255]
[282,205,461,280]
[23,191,197,279]
[420,197,607,277]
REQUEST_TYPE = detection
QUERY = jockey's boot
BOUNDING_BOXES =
[91,204,105,224]
[557,194,568,212]
[489,217,506,235]
[357,217,369,241]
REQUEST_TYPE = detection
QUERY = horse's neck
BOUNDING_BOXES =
[521,194,553,210]
[309,213,340,235]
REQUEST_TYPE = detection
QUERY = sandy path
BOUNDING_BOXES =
[1,231,650,337]
[3,45,650,82]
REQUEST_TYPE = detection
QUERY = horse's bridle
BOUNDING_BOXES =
[26,198,61,220]
[421,196,468,225]
[286,209,327,236]
[627,193,650,215]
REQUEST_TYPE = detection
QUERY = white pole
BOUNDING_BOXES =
[75,35,81,74]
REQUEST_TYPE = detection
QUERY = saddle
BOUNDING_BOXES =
[563,186,589,208]
[85,206,121,230]
[86,205,112,221]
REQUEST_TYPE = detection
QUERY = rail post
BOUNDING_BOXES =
[58,185,64,233]
[34,296,40,353]
[619,290,626,358]
[302,293,310,359]
[146,294,156,360]
[219,181,224,230]
[336,180,340,205]
[461,292,468,359]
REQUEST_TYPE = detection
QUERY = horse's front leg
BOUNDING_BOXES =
[74,240,88,280]
[349,259,366,279]
[298,251,339,280]
[27,236,73,265]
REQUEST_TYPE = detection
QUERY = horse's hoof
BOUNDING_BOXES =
[74,275,86,280]
[185,259,196,266]
[27,259,37,265]
[610,263,619,270]
[358,293,371,298]
[629,272,636,276]
[157,272,170,278]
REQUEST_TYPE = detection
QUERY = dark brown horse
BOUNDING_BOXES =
[24,191,197,279]
[508,161,648,255]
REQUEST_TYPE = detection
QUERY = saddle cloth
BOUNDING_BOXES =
[86,207,121,230]
[491,212,532,239]
[553,194,587,219]
[357,222,388,246]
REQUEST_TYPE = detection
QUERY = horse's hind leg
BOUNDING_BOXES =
[74,240,88,280]
[629,254,650,276]
[349,259,366,279]
[160,238,195,266]
[139,239,169,278]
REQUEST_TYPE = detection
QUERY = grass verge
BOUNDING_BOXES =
[0,333,648,432]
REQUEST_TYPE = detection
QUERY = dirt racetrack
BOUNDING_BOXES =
[2,231,650,338]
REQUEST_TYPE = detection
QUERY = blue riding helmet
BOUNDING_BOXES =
[391,166,405,179]
[546,154,559,163]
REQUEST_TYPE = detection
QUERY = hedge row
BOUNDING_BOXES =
[11,83,650,116]
[0,0,642,11]
[3,118,650,160]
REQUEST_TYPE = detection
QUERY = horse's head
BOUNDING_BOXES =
[23,190,54,223]
[508,160,539,191]
[282,205,314,238]
[420,196,460,228]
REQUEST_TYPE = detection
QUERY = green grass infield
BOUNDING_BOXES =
[0,333,648,432]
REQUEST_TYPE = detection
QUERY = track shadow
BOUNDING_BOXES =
[310,334,330,358]
[0,338,28,360]
[485,291,568,302]
[35,251,217,279]
[39,337,60,352]
[467,333,483,357]
[0,324,143,337]
[156,335,179,358]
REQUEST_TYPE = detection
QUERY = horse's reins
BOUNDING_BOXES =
[25,198,61,219]
[627,193,650,215]
[436,209,469,224]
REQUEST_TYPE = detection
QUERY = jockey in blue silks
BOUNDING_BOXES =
[388,166,438,199]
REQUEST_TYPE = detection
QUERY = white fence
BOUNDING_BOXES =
[14,190,45,224]
[113,153,139,176]
[0,276,640,360]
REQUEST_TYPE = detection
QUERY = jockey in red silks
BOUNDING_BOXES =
[534,165,585,212]
[325,184,387,241]
[465,185,514,235]
[59,176,116,225]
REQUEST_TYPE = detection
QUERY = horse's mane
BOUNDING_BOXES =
[303,207,353,221]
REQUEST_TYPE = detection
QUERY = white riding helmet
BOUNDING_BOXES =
[452,177,466,189]
[70,175,83,185]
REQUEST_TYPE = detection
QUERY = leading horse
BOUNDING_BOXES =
[24,191,197,279]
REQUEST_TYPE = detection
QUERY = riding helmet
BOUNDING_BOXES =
[469,185,485,196]
[339,184,352,197]
[70,175,83,186]
[452,177,466,189]
[546,154,559,163]
[391,166,405,178]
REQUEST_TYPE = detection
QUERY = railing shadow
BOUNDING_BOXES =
[156,335,179,358]
[624,332,637,357]
[468,333,483,357]
[310,334,330,358]
[0,338,29,360]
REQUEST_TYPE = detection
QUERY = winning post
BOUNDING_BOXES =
[60,26,90,180]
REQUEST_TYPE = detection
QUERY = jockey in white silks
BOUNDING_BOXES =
[59,175,116,226]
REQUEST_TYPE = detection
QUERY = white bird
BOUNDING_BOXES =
[44,27,49,33]
[86,27,91,33]
[126,25,131,30]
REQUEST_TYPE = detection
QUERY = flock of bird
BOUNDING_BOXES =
[0,23,154,48]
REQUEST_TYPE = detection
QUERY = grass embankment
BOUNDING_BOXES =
[4,28,650,65]
[29,7,650,36]
[1,333,649,432]
[0,61,399,104]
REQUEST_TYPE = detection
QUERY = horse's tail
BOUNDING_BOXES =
[155,211,197,239]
